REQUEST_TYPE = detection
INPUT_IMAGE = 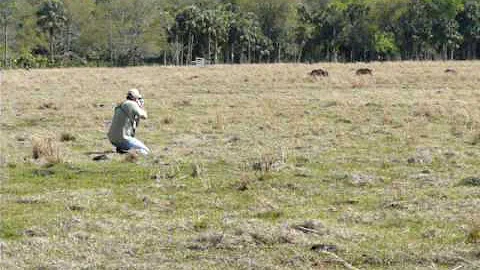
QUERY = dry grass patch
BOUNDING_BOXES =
[3,62,480,269]
[32,136,63,164]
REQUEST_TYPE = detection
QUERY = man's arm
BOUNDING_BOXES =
[130,101,147,119]
[139,108,148,119]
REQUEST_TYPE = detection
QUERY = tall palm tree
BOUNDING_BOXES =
[0,0,14,67]
[37,0,67,64]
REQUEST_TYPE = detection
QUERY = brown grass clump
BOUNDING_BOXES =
[467,132,480,145]
[466,218,480,243]
[32,137,63,164]
[467,228,480,243]
[445,68,457,74]
[60,132,76,142]
[162,115,174,124]
[251,149,287,174]
[309,68,329,77]
[38,102,58,110]
[124,152,139,163]
[233,174,253,191]
[412,102,446,120]
[214,112,225,131]
[383,107,393,125]
[191,163,204,178]
[356,68,373,75]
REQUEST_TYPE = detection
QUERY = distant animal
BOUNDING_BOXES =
[356,68,373,75]
[445,68,457,74]
[310,68,329,77]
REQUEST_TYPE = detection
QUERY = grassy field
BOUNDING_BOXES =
[2,62,480,269]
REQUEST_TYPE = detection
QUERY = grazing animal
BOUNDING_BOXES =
[445,68,457,74]
[356,68,373,75]
[310,68,329,77]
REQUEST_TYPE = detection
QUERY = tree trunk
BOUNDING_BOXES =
[473,41,477,59]
[294,47,297,63]
[175,34,179,65]
[67,23,71,53]
[332,27,339,63]
[3,20,7,67]
[443,43,447,60]
[252,38,256,63]
[332,28,338,62]
[208,31,211,61]
[214,36,218,64]
[189,33,193,64]
[187,35,191,65]
[467,43,471,60]
[109,13,114,66]
[252,40,256,63]
[50,29,55,64]
[248,38,251,63]
[186,33,192,65]
[326,45,330,62]
[412,42,416,60]
[180,36,184,65]
[277,42,281,63]
[296,44,303,63]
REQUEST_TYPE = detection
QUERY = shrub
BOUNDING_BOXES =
[13,50,49,69]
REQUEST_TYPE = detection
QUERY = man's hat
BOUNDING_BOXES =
[127,88,142,99]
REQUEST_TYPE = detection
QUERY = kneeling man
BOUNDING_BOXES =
[108,89,150,155]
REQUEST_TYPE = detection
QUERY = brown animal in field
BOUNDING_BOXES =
[356,68,373,76]
[445,68,457,74]
[310,68,329,77]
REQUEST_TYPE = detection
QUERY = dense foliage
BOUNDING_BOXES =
[1,0,479,67]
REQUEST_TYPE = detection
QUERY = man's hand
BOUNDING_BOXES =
[133,98,147,119]
[137,98,145,109]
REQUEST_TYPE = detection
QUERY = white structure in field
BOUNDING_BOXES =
[192,57,211,67]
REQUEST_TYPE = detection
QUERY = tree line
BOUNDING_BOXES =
[1,0,479,68]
